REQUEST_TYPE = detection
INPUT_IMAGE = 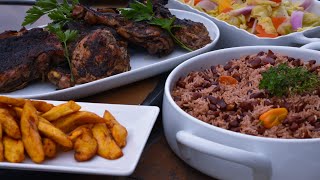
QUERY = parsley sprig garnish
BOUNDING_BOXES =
[22,0,78,27]
[118,0,192,51]
[47,24,77,82]
[259,63,320,97]
[22,0,79,83]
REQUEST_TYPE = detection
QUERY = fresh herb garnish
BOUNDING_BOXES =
[22,0,79,83]
[259,63,320,97]
[47,24,77,82]
[22,0,78,27]
[118,0,192,51]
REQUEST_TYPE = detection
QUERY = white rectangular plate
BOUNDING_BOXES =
[0,9,219,100]
[0,101,160,176]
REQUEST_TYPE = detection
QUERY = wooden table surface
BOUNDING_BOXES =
[0,3,213,180]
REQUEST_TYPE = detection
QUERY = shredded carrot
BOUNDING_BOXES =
[255,25,278,38]
[221,7,233,13]
[256,33,279,38]
[271,17,286,29]
[194,0,202,5]
[218,0,232,13]
[271,0,282,3]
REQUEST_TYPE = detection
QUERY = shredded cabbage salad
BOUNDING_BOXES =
[182,0,320,38]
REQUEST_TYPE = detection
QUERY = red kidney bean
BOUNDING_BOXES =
[192,92,202,100]
[249,92,265,99]
[308,60,316,65]
[229,120,239,127]
[209,104,218,111]
[224,63,232,71]
[176,79,186,88]
[263,99,273,106]
[222,114,230,121]
[315,122,320,129]
[249,57,262,69]
[230,127,240,132]
[239,101,254,111]
[217,99,227,110]
[287,57,295,62]
[289,123,299,131]
[266,50,277,59]
[292,59,303,66]
[257,126,266,134]
[208,96,219,104]
[307,115,317,124]
[257,51,265,56]
[262,57,275,65]
[211,66,217,74]
[208,111,220,117]
[232,73,241,82]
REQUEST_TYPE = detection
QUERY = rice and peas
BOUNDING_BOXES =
[172,50,320,139]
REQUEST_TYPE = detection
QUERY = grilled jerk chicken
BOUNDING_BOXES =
[0,28,64,92]
[48,21,130,89]
[72,5,175,56]
[72,28,130,84]
[152,0,212,50]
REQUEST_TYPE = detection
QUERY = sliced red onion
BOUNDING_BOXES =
[229,6,254,16]
[196,0,217,11]
[290,11,304,31]
[251,19,258,34]
[299,0,313,10]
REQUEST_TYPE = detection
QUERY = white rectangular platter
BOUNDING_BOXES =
[0,9,219,100]
[0,101,160,176]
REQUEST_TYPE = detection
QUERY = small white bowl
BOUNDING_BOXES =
[168,0,320,49]
[163,46,320,180]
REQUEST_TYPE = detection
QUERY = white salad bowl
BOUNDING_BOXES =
[168,0,320,49]
[163,46,320,180]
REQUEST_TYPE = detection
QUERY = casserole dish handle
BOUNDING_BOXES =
[294,33,320,45]
[176,131,272,180]
[300,42,320,50]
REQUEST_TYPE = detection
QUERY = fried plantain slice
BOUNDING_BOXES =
[21,100,44,163]
[92,123,123,160]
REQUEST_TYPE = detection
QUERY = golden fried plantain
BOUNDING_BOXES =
[0,108,21,139]
[38,117,73,149]
[74,128,97,162]
[0,96,25,107]
[3,136,24,163]
[14,107,73,149]
[0,123,3,161]
[68,124,93,142]
[21,100,44,163]
[0,96,54,113]
[42,138,57,158]
[103,110,127,148]
[31,100,54,113]
[92,123,123,160]
[53,111,105,133]
[41,101,81,121]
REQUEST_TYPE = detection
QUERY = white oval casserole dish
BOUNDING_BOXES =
[163,46,320,180]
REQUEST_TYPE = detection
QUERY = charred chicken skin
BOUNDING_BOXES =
[0,28,64,92]
[152,0,212,50]
[72,4,175,56]
[48,21,130,89]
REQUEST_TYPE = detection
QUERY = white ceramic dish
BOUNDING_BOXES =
[0,9,219,100]
[168,0,320,49]
[163,46,320,180]
[0,101,160,175]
